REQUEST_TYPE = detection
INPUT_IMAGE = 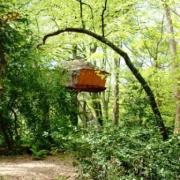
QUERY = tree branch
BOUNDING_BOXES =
[154,15,164,63]
[50,6,60,29]
[170,8,180,18]
[101,0,108,37]
[74,0,95,30]
[78,0,85,28]
[38,27,168,140]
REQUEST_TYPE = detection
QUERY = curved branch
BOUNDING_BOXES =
[39,27,168,140]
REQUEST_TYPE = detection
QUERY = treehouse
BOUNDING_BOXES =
[61,59,109,92]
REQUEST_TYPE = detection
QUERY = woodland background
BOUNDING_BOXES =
[0,0,180,179]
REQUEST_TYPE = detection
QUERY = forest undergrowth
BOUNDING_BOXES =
[52,124,180,180]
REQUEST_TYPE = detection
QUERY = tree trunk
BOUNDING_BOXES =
[164,3,180,135]
[92,93,103,126]
[0,118,14,151]
[79,100,88,128]
[101,88,110,121]
[70,91,79,126]
[101,53,110,121]
[0,42,13,150]
[0,42,7,96]
[112,58,120,125]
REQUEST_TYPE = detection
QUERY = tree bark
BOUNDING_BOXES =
[101,51,110,121]
[112,58,120,125]
[101,75,110,121]
[40,27,168,140]
[164,3,180,135]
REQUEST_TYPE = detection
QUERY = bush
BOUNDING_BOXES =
[76,125,180,180]
[30,145,49,160]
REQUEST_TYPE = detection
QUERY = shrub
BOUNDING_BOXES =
[76,125,180,179]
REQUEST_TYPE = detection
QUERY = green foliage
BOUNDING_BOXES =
[0,1,33,150]
[30,145,49,160]
[75,125,180,179]
[0,1,78,151]
[0,1,179,179]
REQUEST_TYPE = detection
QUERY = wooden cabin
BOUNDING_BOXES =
[61,60,108,92]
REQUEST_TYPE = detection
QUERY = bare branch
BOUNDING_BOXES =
[161,0,180,18]
[154,15,165,63]
[74,0,95,31]
[50,6,60,29]
[77,0,85,28]
[170,8,180,18]
[101,0,108,37]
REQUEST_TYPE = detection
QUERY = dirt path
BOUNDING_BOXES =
[0,154,77,180]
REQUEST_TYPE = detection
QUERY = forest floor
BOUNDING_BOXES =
[0,153,78,180]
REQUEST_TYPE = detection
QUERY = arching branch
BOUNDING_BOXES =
[39,27,168,140]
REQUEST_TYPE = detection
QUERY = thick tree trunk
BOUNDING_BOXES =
[41,27,168,140]
[164,4,180,135]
